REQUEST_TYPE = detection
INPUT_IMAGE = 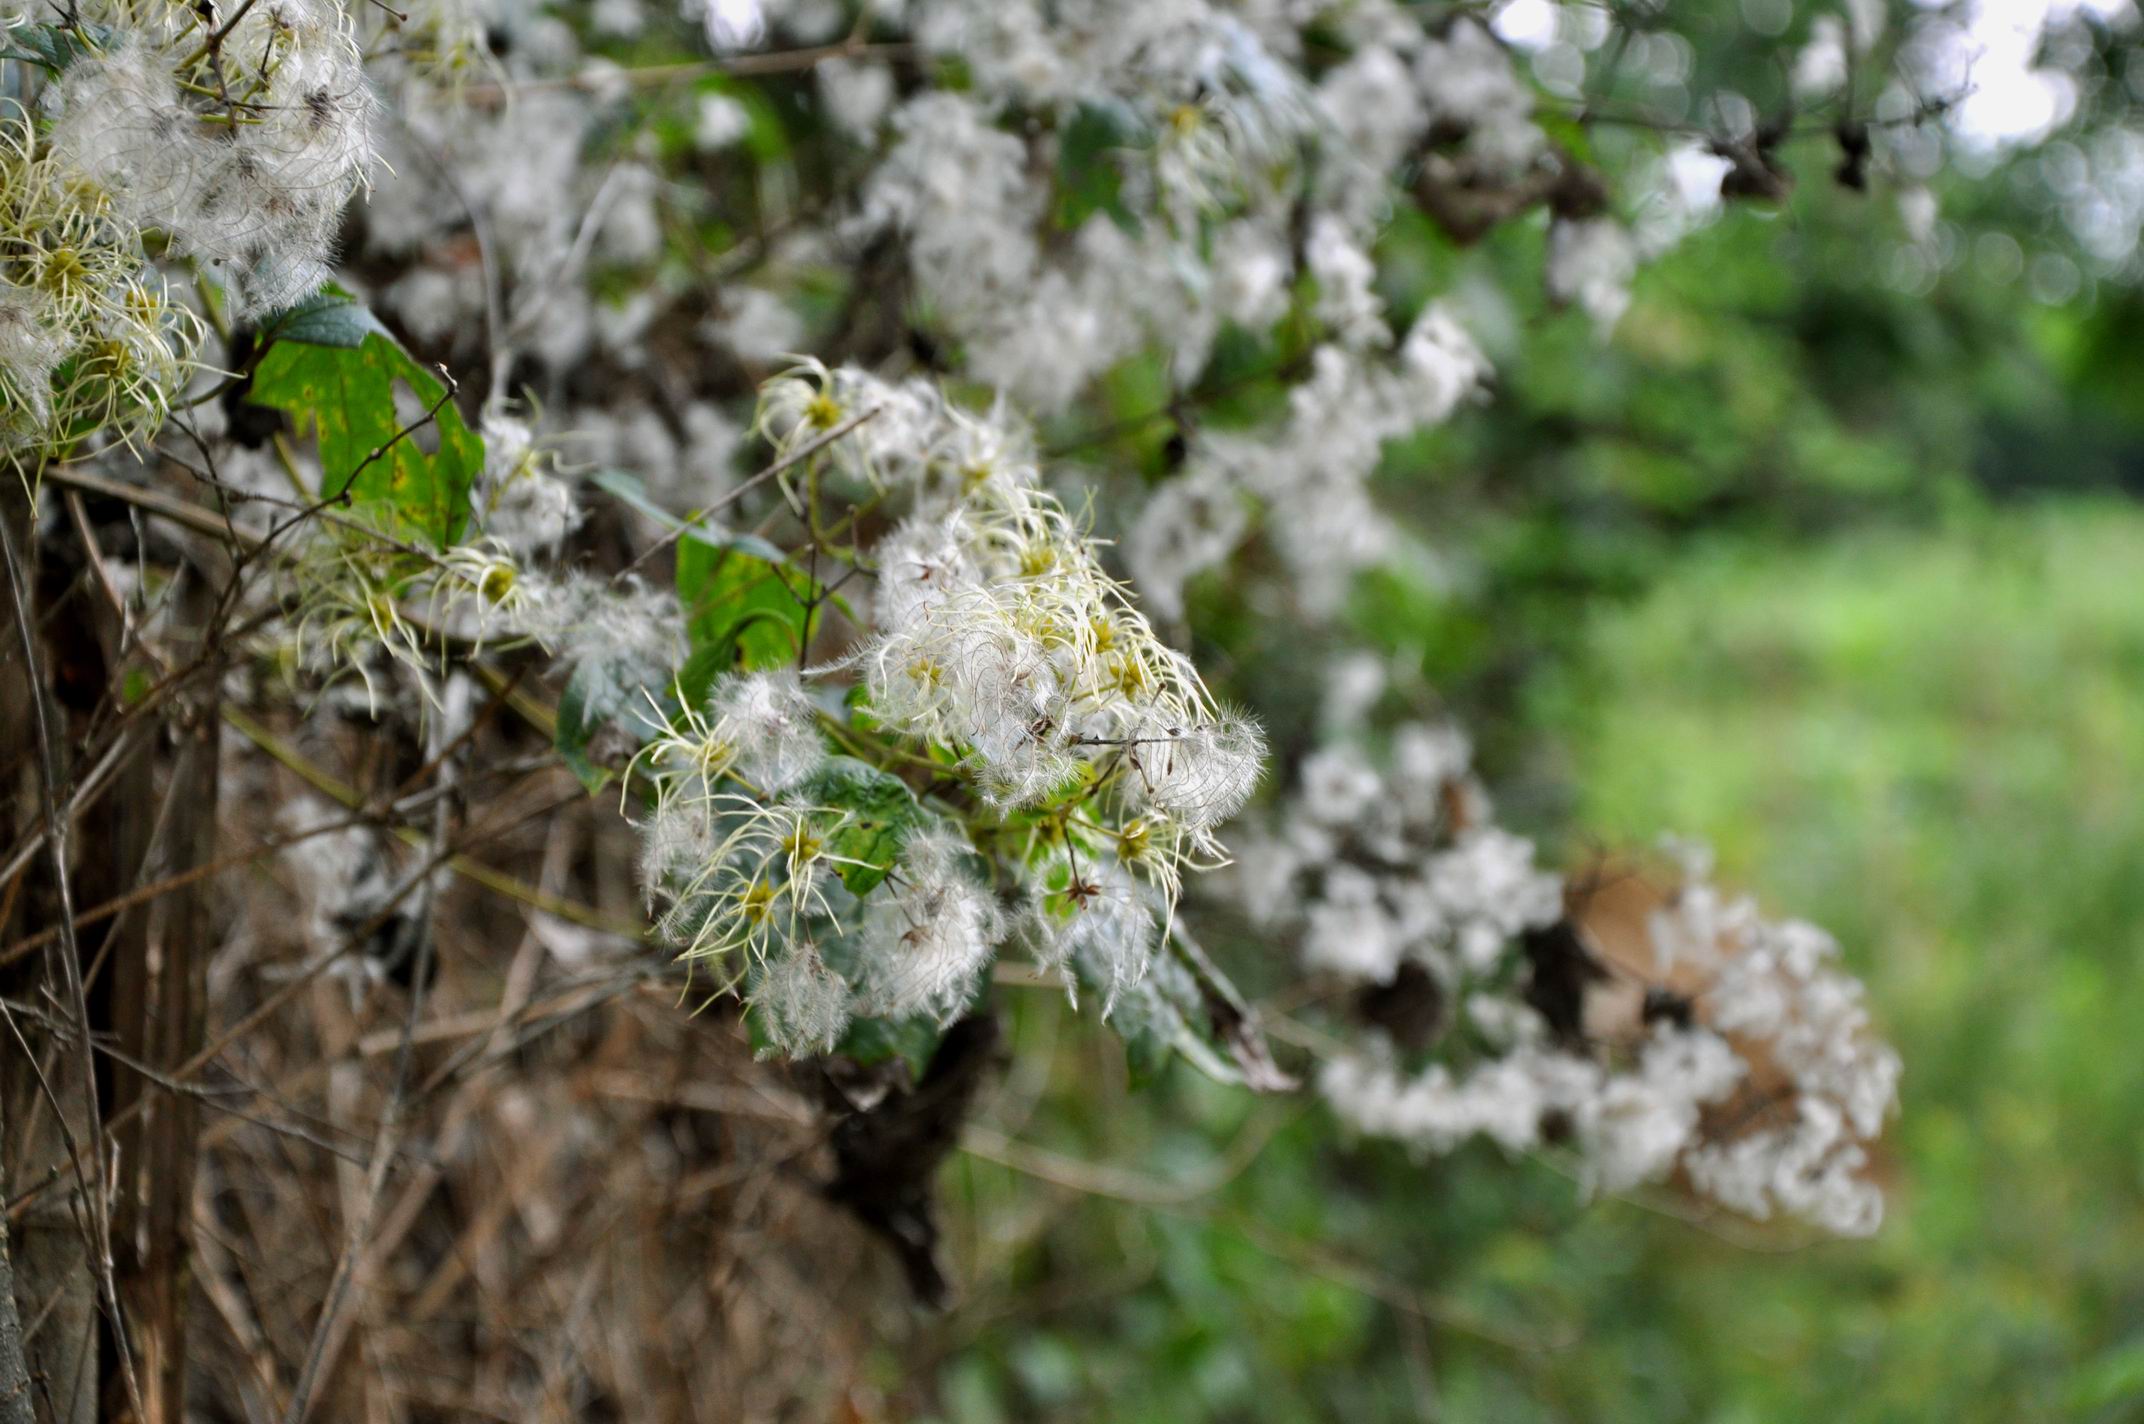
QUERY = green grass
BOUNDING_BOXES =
[1521,498,2144,1421]
[930,499,2144,1422]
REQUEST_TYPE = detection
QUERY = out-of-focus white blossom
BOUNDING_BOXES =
[688,0,767,51]
[817,57,897,139]
[1250,721,1559,987]
[708,286,805,365]
[1548,217,1639,332]
[1309,797,1901,1236]
[694,92,751,151]
[476,413,584,558]
[1122,461,1249,622]
[1415,17,1545,177]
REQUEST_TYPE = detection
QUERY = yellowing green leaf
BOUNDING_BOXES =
[248,332,482,548]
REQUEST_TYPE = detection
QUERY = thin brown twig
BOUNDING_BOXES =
[452,38,914,106]
[0,510,146,1420]
[615,404,886,581]
[280,717,458,1423]
[0,724,146,895]
[0,810,377,969]
[2,784,582,1224]
[0,997,383,1169]
[41,464,259,546]
[330,363,460,497]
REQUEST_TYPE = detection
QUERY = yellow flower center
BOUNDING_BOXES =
[694,735,736,775]
[38,246,89,297]
[364,591,398,638]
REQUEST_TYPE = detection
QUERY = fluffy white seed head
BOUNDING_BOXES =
[855,829,1003,1023]
[706,671,826,794]
[1125,711,1265,834]
[751,941,853,1057]
[1033,856,1157,1015]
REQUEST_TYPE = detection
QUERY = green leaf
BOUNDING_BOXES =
[833,1012,945,1077]
[2069,1339,2144,1411]
[248,334,483,548]
[555,659,627,793]
[805,757,928,896]
[1,20,117,72]
[1095,948,1244,1089]
[744,960,949,1072]
[1069,921,1286,1091]
[591,468,792,565]
[256,283,394,350]
[670,643,730,711]
[599,467,858,616]
[1531,109,1598,166]
[1055,100,1142,232]
[675,535,819,683]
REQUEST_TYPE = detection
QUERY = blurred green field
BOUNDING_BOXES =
[1522,498,2144,1421]
[923,497,2144,1423]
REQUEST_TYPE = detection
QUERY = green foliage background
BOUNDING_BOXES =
[895,167,2144,1421]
